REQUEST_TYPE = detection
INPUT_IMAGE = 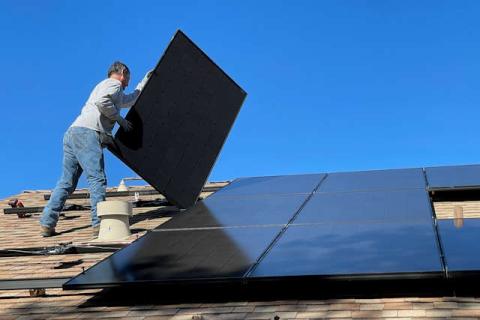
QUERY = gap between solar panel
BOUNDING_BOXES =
[430,188,480,222]
[152,224,288,232]
[427,184,480,281]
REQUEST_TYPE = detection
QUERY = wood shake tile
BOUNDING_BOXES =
[327,303,360,311]
[359,303,384,311]
[324,310,352,318]
[296,311,328,318]
[351,310,398,318]
[383,301,413,310]
[425,309,454,317]
[453,309,480,317]
[232,306,255,313]
[127,309,179,317]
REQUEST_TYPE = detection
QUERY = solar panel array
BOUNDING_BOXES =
[65,164,480,289]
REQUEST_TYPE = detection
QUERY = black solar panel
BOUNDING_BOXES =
[64,226,282,289]
[214,174,325,197]
[294,189,433,224]
[425,165,480,190]
[318,168,426,193]
[251,223,442,278]
[437,219,480,273]
[158,193,310,229]
[109,30,247,208]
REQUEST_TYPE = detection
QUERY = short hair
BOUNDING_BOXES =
[107,61,130,77]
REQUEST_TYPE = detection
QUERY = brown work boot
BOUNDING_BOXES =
[92,225,100,238]
[41,226,56,237]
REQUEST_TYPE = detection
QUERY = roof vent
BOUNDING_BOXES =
[96,201,132,241]
[117,179,128,192]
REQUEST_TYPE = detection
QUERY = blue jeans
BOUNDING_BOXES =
[40,127,106,228]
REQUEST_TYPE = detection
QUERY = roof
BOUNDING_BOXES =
[2,290,480,319]
[1,182,480,319]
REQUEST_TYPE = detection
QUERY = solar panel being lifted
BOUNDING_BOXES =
[109,30,247,208]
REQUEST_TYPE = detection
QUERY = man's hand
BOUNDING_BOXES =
[99,133,115,148]
[136,69,154,91]
[117,117,133,132]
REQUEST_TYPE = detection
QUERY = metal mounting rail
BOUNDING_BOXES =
[43,185,222,200]
[0,278,70,290]
[4,199,176,215]
[4,204,90,215]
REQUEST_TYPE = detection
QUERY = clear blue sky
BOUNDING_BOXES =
[1,0,480,198]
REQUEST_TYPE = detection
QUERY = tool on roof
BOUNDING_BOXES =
[0,242,126,257]
[8,198,29,218]
[8,198,24,208]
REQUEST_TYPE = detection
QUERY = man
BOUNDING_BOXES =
[40,61,151,237]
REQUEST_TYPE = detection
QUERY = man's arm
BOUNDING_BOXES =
[118,90,140,109]
[94,80,123,121]
[118,70,153,108]
[94,80,131,130]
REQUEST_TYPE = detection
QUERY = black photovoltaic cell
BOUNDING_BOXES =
[294,189,433,224]
[251,223,442,277]
[214,174,325,197]
[318,168,426,193]
[437,219,480,272]
[157,193,309,229]
[64,227,281,289]
[425,165,480,190]
[109,30,247,208]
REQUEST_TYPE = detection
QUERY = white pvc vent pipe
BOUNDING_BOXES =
[97,201,132,241]
[117,179,129,192]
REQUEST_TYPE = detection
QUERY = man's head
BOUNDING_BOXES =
[108,61,130,89]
